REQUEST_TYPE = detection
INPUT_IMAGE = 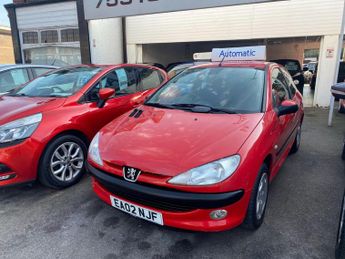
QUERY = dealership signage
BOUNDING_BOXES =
[211,46,267,61]
[84,0,286,20]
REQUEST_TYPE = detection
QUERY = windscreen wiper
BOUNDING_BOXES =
[170,103,238,114]
[8,93,27,97]
[145,102,175,109]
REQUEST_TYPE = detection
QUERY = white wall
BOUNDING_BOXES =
[16,2,78,30]
[126,0,344,44]
[89,18,124,64]
[314,35,344,107]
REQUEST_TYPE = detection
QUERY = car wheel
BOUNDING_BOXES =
[339,103,345,114]
[290,124,302,154]
[38,135,87,189]
[336,193,345,259]
[342,142,345,161]
[242,164,269,230]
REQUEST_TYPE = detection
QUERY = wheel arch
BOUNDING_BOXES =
[37,129,90,171]
[36,129,91,187]
[263,154,273,176]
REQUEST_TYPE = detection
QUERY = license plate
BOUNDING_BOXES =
[110,195,164,225]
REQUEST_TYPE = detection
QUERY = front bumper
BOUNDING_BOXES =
[0,139,41,187]
[88,163,250,232]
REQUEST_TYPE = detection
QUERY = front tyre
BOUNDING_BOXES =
[242,164,269,230]
[38,135,87,189]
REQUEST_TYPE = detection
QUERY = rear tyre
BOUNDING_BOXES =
[38,135,87,189]
[339,103,345,114]
[336,193,345,259]
[242,164,269,230]
[290,124,302,154]
[342,142,345,161]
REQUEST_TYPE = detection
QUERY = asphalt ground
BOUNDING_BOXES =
[0,108,344,259]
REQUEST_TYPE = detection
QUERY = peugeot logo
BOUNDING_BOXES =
[123,166,141,182]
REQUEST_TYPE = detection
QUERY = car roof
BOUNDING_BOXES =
[191,61,270,70]
[271,59,299,62]
[0,64,58,71]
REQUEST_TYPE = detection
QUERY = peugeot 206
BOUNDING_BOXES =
[0,64,167,188]
[87,47,304,232]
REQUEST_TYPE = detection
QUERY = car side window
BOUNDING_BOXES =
[281,68,297,97]
[137,67,164,91]
[86,67,140,102]
[87,70,119,102]
[33,67,54,77]
[116,67,140,95]
[0,68,29,93]
[271,68,290,108]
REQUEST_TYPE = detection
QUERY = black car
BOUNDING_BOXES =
[271,59,305,95]
[311,62,345,90]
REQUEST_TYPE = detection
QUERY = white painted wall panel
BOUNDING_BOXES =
[89,18,124,64]
[16,2,78,30]
[126,0,344,44]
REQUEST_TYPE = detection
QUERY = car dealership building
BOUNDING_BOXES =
[5,0,345,107]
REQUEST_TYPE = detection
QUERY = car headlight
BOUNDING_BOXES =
[88,132,103,166]
[0,113,42,144]
[168,155,241,186]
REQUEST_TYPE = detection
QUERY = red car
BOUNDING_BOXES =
[87,61,304,232]
[0,64,167,188]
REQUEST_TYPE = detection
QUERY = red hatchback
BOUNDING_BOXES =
[0,64,167,188]
[88,61,304,232]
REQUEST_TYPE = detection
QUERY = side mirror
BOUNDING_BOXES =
[131,94,150,106]
[97,88,115,108]
[293,80,300,85]
[278,100,299,117]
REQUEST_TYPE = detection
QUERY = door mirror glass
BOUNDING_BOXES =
[278,100,299,117]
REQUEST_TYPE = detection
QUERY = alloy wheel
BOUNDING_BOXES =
[256,172,268,220]
[50,142,84,182]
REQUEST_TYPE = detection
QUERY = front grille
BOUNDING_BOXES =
[99,180,197,213]
[0,164,11,173]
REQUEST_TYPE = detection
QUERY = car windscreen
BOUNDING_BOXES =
[11,67,102,97]
[146,67,265,114]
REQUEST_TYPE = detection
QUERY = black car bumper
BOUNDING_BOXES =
[87,163,244,212]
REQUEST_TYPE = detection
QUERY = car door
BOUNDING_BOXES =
[79,65,165,137]
[0,68,30,93]
[271,67,295,159]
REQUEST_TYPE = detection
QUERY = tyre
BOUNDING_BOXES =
[336,192,345,259]
[290,124,302,154]
[38,134,87,189]
[242,164,269,230]
[342,142,345,161]
[339,103,345,114]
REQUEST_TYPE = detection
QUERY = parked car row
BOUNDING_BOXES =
[0,52,304,232]
[1,59,303,232]
[0,64,167,188]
